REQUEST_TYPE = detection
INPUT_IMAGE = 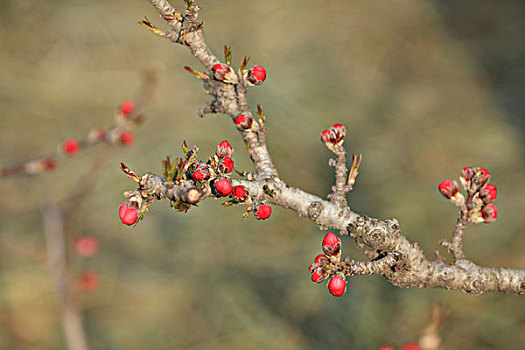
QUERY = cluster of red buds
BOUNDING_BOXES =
[74,236,100,292]
[308,232,348,297]
[378,343,420,350]
[320,123,346,152]
[438,167,498,223]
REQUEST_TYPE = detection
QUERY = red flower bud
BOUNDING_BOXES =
[438,179,460,199]
[120,100,134,116]
[460,167,475,189]
[235,114,253,130]
[232,185,248,202]
[481,203,497,223]
[120,131,134,146]
[79,271,100,292]
[330,123,346,144]
[320,129,335,144]
[212,63,234,82]
[192,163,210,181]
[314,254,329,265]
[322,232,341,256]
[218,157,235,174]
[214,178,233,197]
[216,140,234,159]
[311,268,326,283]
[479,184,497,203]
[246,65,266,85]
[400,343,421,350]
[119,202,139,226]
[63,138,80,155]
[254,204,272,220]
[74,236,99,257]
[328,274,347,297]
[476,167,490,185]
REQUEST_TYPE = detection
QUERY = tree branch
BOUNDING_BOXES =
[133,0,525,296]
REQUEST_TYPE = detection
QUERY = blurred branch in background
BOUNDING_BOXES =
[0,66,159,178]
[42,200,88,350]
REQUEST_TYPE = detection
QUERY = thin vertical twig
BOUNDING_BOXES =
[42,201,89,350]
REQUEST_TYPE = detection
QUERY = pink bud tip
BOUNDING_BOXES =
[400,343,421,350]
[79,271,100,292]
[119,202,139,226]
[479,184,497,203]
[120,100,134,116]
[216,140,234,159]
[328,275,347,297]
[218,157,235,174]
[461,167,475,181]
[254,204,272,220]
[74,236,99,257]
[120,131,134,146]
[232,185,248,202]
[63,138,80,155]
[214,178,233,197]
[235,114,253,130]
[247,65,267,85]
[481,203,498,223]
[322,232,341,250]
[438,179,460,199]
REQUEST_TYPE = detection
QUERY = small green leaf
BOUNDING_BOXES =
[224,45,232,66]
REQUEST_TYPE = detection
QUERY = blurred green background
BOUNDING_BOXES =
[1,0,524,349]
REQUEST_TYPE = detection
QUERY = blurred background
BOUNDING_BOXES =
[1,0,524,349]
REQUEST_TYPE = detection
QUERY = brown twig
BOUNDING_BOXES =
[42,201,89,350]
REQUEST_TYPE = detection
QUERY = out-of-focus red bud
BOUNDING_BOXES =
[75,236,99,257]
[79,271,100,292]
[399,343,421,350]
[216,140,234,159]
[63,138,80,155]
[120,100,134,116]
[119,202,139,226]
[120,131,134,146]
[328,274,347,297]
[378,346,394,350]
[481,203,497,223]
